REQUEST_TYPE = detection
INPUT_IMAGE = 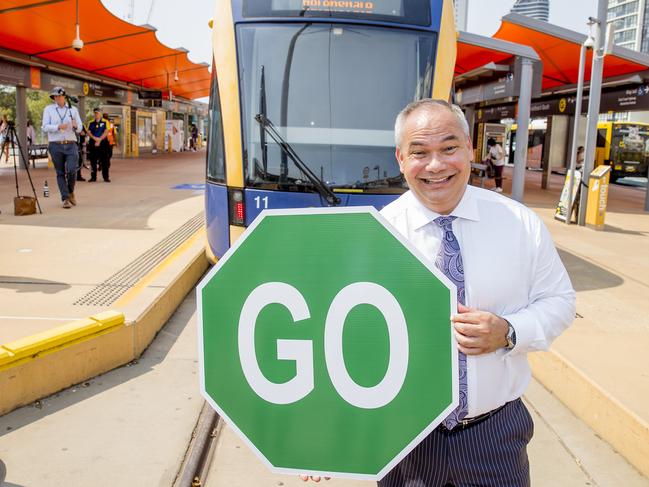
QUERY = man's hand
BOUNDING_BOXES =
[58,123,69,130]
[451,304,509,355]
[299,475,331,482]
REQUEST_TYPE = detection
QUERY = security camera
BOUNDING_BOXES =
[72,37,84,51]
[72,24,83,51]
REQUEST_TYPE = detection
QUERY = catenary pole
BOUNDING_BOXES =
[578,0,608,225]
[512,57,534,203]
[566,42,590,224]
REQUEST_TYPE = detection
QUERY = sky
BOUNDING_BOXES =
[101,0,600,71]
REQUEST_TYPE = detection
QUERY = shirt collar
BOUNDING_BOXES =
[407,185,481,230]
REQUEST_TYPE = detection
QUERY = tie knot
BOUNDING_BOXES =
[434,216,457,229]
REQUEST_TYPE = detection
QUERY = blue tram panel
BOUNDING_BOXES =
[243,188,399,226]
[205,0,452,259]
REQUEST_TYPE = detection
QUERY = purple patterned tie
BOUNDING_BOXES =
[434,216,468,430]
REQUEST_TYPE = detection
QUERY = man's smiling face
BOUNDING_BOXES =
[396,106,473,215]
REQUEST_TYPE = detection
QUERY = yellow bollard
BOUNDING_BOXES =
[585,165,611,230]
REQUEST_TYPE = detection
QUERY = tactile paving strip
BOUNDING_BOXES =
[73,212,204,307]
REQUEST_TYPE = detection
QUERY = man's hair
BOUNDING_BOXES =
[394,99,470,147]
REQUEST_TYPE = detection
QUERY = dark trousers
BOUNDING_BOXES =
[89,143,109,181]
[494,165,504,189]
[49,142,78,201]
[378,399,533,487]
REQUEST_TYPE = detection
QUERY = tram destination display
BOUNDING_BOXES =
[243,0,431,25]
[197,207,458,480]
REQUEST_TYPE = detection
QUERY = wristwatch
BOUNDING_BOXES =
[505,319,517,350]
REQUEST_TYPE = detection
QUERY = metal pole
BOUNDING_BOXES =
[578,0,608,225]
[566,42,588,224]
[15,85,28,169]
[645,169,649,211]
[512,57,534,203]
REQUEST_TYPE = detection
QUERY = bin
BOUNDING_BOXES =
[585,165,611,230]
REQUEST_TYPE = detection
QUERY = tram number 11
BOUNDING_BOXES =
[254,196,269,209]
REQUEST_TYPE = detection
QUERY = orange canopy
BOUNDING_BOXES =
[456,31,539,78]
[494,13,649,90]
[0,0,210,99]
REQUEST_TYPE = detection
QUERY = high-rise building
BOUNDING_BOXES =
[510,0,550,22]
[454,0,469,31]
[607,0,649,53]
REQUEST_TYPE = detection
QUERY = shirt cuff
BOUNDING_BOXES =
[501,312,534,356]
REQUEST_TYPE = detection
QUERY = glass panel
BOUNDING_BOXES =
[207,66,227,183]
[237,23,436,192]
[611,124,649,162]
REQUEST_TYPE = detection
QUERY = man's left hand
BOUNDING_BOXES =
[451,304,509,355]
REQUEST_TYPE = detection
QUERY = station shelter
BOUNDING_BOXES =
[457,13,649,205]
[0,0,210,159]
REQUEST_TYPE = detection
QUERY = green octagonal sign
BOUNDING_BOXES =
[197,207,458,480]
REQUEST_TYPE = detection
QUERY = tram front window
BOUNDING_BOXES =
[237,23,436,192]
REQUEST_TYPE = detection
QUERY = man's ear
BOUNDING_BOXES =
[466,135,474,162]
[395,146,405,174]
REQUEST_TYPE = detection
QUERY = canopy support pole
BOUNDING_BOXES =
[15,85,28,170]
[512,57,534,202]
[579,0,608,225]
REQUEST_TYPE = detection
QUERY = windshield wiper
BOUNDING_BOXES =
[258,66,268,175]
[254,113,340,206]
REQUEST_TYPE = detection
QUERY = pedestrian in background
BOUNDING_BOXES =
[76,123,87,181]
[487,137,505,193]
[105,116,115,177]
[190,123,198,151]
[0,115,10,162]
[41,86,83,209]
[87,107,110,182]
[576,146,585,171]
[26,120,36,146]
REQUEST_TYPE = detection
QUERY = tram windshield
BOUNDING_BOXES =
[237,23,436,192]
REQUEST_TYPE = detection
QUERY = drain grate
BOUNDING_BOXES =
[74,212,204,307]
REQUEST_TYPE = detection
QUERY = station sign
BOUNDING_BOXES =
[198,207,458,480]
[457,58,542,106]
[138,90,163,100]
[600,85,649,112]
[40,72,128,102]
[476,103,516,122]
[0,59,30,86]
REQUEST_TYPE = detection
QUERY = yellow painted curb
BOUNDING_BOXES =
[531,350,649,479]
[0,225,208,416]
[0,311,125,370]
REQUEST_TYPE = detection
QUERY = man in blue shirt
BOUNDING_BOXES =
[87,107,111,182]
[41,87,83,208]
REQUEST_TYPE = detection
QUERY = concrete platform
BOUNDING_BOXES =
[0,292,645,486]
[0,151,205,342]
[493,168,649,478]
[0,151,209,415]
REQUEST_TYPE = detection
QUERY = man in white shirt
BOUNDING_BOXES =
[376,99,576,487]
[41,87,83,209]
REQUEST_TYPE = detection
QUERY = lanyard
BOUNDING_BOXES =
[55,106,71,125]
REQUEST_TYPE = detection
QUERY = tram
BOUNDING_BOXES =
[205,0,458,259]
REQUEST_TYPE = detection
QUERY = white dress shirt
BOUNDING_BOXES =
[380,186,575,417]
[41,103,83,142]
